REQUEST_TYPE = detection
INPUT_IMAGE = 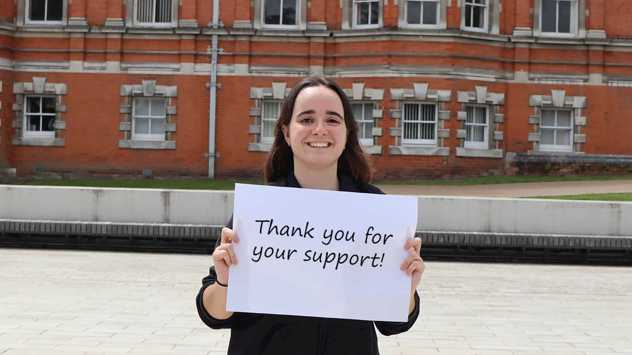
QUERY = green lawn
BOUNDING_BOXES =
[531,193,632,202]
[6,174,632,190]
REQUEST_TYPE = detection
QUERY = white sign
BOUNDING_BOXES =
[227,183,418,322]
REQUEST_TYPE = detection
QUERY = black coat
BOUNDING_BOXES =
[196,173,420,355]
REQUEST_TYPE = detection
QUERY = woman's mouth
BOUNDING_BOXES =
[306,142,332,148]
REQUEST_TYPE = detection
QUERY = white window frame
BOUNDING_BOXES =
[539,0,578,36]
[539,109,574,152]
[403,0,442,29]
[262,0,299,29]
[25,0,65,25]
[461,0,489,33]
[131,97,168,142]
[261,100,281,144]
[23,95,56,139]
[401,102,438,145]
[352,102,375,146]
[133,0,177,28]
[463,105,489,149]
[352,0,381,29]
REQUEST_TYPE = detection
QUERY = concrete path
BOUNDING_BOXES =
[1,249,631,355]
[377,179,632,198]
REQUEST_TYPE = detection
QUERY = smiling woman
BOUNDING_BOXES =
[196,76,425,355]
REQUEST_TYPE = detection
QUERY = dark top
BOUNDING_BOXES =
[195,173,421,355]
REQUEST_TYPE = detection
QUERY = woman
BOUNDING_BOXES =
[196,76,425,355]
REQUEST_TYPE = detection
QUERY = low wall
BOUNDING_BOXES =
[1,185,631,250]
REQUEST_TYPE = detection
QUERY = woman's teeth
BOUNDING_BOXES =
[308,142,330,148]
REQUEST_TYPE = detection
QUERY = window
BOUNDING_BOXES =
[352,103,374,146]
[261,100,281,144]
[132,98,167,141]
[464,105,488,149]
[134,0,175,26]
[541,0,575,34]
[353,0,380,27]
[264,0,297,26]
[405,0,439,26]
[23,96,56,138]
[540,109,573,152]
[463,0,488,32]
[26,0,63,24]
[402,103,437,145]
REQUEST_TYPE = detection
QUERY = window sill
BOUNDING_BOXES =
[389,145,449,156]
[248,143,272,152]
[361,145,382,155]
[13,137,64,147]
[118,140,175,150]
[456,147,503,159]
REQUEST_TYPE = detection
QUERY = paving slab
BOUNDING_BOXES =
[0,249,631,355]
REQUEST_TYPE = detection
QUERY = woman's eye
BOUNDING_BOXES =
[299,117,314,124]
[327,117,342,124]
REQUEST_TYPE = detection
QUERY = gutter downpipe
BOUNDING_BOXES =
[208,0,220,178]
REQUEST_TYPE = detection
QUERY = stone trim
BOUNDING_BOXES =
[528,90,587,153]
[533,0,586,38]
[254,0,308,31]
[389,83,452,156]
[0,81,2,145]
[456,86,505,158]
[344,83,384,155]
[248,83,291,152]
[119,80,177,150]
[398,0,449,30]
[12,77,67,147]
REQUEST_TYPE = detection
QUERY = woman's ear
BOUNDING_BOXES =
[282,125,291,146]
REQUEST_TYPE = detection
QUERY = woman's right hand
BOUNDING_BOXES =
[212,227,239,285]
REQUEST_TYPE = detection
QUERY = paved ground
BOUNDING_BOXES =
[1,249,631,355]
[377,180,632,198]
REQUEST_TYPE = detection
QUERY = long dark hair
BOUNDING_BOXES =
[264,76,372,185]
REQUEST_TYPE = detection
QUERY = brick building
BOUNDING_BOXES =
[1,0,632,179]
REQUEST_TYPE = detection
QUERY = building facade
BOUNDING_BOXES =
[1,0,632,179]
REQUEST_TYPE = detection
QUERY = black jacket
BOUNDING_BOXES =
[196,173,420,355]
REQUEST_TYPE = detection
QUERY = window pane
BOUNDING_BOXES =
[558,0,571,33]
[357,2,369,25]
[472,4,483,28]
[421,123,434,140]
[407,1,421,24]
[556,129,571,145]
[42,115,56,132]
[150,99,166,117]
[29,0,46,21]
[264,0,281,24]
[363,121,373,140]
[352,104,363,121]
[262,120,275,140]
[370,1,379,24]
[263,101,280,120]
[43,98,56,114]
[466,106,474,123]
[465,4,472,27]
[135,98,150,116]
[542,0,557,32]
[47,0,63,21]
[28,116,41,131]
[420,104,435,122]
[541,128,555,145]
[137,0,153,22]
[363,104,373,120]
[557,111,571,127]
[404,104,419,121]
[542,110,555,126]
[282,0,296,25]
[155,0,172,23]
[27,97,41,114]
[404,122,417,139]
[150,119,166,135]
[475,107,486,124]
[422,1,438,25]
[135,118,150,134]
[471,125,484,142]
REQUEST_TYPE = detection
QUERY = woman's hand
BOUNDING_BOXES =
[401,237,425,292]
[212,227,240,285]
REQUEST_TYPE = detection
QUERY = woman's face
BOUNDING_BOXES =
[283,85,347,172]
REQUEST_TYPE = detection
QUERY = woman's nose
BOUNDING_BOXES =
[312,119,327,135]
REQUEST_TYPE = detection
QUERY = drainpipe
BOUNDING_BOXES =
[208,0,220,178]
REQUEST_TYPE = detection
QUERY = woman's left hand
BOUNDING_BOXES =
[401,237,425,292]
